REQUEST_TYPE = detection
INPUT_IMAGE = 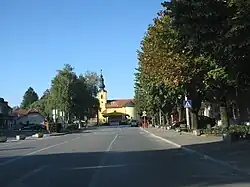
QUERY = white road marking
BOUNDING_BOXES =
[5,165,48,187]
[106,134,118,152]
[88,133,119,187]
[0,135,82,166]
[26,141,69,156]
[140,127,250,175]
[0,134,66,148]
[19,165,48,182]
[72,137,81,140]
[65,164,127,170]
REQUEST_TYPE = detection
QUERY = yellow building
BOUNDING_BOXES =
[97,71,136,124]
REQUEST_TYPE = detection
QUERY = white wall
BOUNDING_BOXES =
[16,113,45,125]
[125,107,136,120]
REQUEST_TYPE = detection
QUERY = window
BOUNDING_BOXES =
[101,95,103,99]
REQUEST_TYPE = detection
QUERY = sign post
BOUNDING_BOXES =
[142,111,147,128]
[183,97,192,129]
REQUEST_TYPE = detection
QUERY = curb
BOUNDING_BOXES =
[49,133,66,136]
[140,127,250,175]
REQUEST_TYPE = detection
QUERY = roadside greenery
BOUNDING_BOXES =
[21,64,99,123]
[20,87,39,109]
[135,1,250,131]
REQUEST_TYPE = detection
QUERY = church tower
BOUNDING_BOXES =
[97,70,107,123]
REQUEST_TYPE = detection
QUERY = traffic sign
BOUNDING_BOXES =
[183,100,192,108]
[142,111,147,117]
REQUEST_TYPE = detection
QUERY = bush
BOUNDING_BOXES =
[49,123,63,133]
[201,125,250,141]
[66,124,78,131]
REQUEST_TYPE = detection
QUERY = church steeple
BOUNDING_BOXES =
[99,69,105,90]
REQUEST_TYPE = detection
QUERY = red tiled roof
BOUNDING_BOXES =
[12,108,39,117]
[105,99,134,108]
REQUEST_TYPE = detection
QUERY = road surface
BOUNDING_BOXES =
[0,126,250,187]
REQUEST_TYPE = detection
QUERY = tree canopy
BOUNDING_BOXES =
[24,64,99,122]
[135,0,250,129]
[20,87,39,109]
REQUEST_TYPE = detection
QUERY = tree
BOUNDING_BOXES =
[47,65,100,122]
[29,89,52,117]
[136,0,250,129]
[50,64,77,122]
[224,0,250,120]
[136,12,212,129]
[21,87,39,109]
[161,0,250,126]
[84,71,99,97]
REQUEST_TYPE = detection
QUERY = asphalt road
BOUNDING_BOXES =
[0,126,250,187]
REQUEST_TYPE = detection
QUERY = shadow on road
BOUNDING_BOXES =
[183,140,250,175]
[1,143,250,187]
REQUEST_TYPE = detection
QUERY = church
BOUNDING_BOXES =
[97,71,136,124]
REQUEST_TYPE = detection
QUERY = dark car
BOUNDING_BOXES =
[131,120,139,127]
[21,124,46,131]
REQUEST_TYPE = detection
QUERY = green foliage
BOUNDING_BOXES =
[135,0,250,129]
[24,64,99,122]
[29,89,52,117]
[20,87,39,109]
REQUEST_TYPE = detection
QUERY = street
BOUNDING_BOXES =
[0,126,250,187]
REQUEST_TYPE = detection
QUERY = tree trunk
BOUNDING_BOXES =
[152,116,155,126]
[219,96,229,127]
[166,113,170,126]
[190,111,198,130]
[162,113,166,126]
[177,106,183,122]
[159,110,162,126]
[220,105,229,128]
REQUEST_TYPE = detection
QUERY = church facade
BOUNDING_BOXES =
[97,72,136,124]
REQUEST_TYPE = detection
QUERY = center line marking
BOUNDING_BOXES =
[106,134,118,152]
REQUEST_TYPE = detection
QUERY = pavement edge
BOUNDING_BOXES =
[140,127,250,176]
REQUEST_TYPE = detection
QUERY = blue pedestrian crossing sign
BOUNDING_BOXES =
[183,100,192,108]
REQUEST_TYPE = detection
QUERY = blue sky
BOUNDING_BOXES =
[0,0,164,107]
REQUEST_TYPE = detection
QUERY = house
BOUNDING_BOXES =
[97,71,137,124]
[12,108,45,128]
[0,97,15,129]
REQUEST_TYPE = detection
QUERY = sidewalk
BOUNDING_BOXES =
[143,127,250,174]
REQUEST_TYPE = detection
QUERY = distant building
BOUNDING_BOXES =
[0,97,14,129]
[97,71,136,124]
[12,108,45,128]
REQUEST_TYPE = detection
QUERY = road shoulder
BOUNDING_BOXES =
[141,127,250,175]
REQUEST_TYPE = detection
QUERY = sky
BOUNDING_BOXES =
[0,0,164,107]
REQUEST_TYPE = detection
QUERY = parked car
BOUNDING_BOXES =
[109,121,119,126]
[131,120,138,127]
[21,124,46,131]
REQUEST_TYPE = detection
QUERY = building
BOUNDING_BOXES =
[97,71,136,124]
[12,108,45,128]
[0,97,15,129]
